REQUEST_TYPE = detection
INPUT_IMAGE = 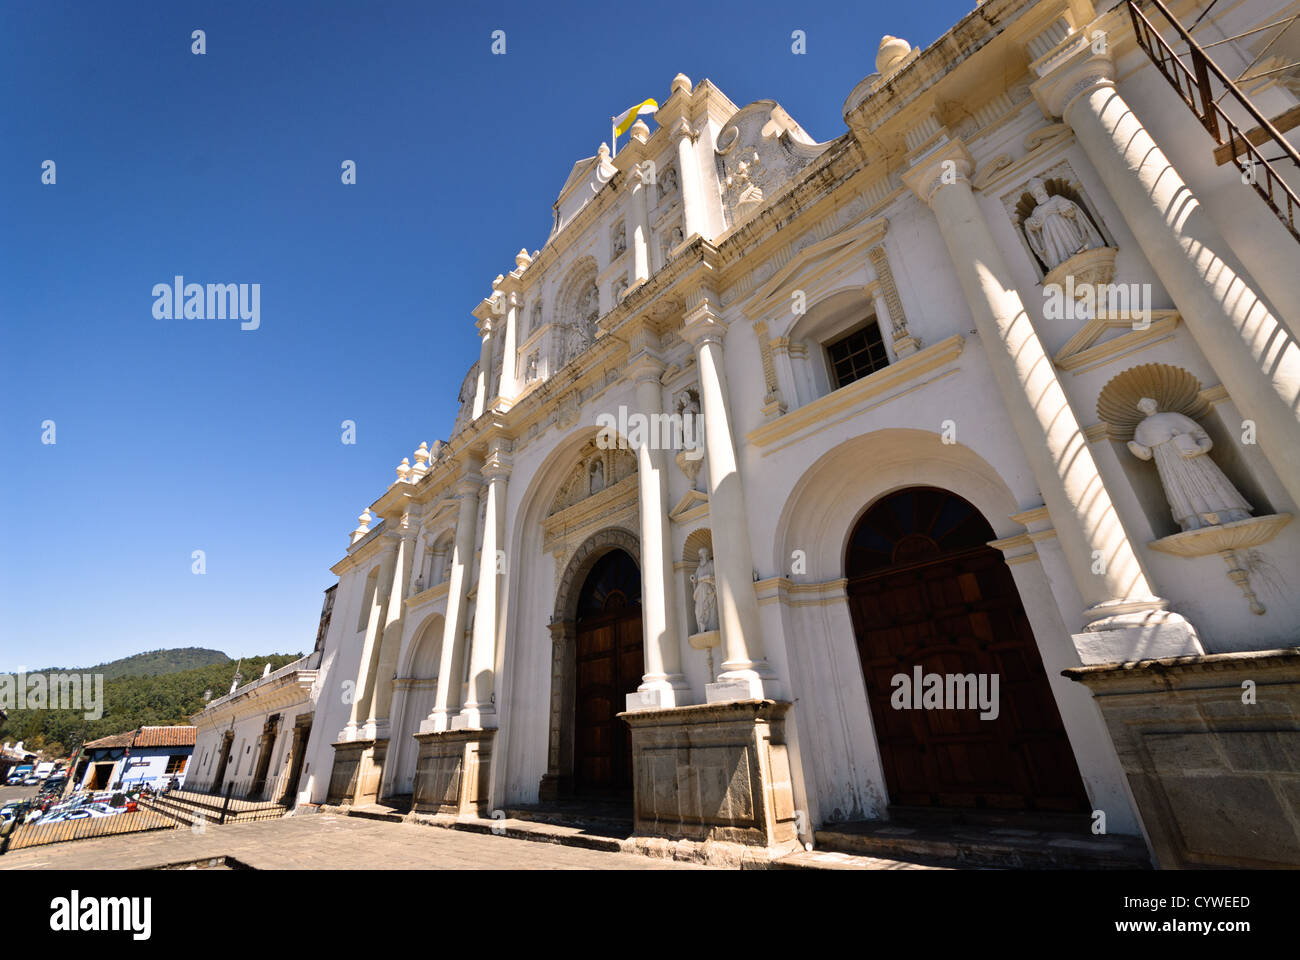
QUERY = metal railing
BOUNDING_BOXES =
[1127,0,1300,242]
[0,784,290,854]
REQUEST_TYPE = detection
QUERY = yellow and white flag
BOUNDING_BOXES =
[613,98,658,138]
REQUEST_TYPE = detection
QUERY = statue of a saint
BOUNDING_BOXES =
[1126,397,1252,531]
[1022,177,1106,271]
[691,547,719,633]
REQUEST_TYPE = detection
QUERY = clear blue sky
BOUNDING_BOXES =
[0,0,973,671]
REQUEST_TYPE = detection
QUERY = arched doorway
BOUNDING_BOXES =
[846,487,1088,813]
[572,548,643,797]
[385,615,442,799]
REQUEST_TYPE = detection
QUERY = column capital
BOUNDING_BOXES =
[626,352,667,385]
[679,292,728,348]
[453,474,483,499]
[482,435,513,480]
[902,139,974,207]
[475,312,499,337]
[1031,47,1116,120]
[670,116,698,144]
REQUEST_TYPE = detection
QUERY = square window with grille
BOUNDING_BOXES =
[165,754,188,774]
[826,319,889,389]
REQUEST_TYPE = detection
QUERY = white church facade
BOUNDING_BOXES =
[274,0,1299,868]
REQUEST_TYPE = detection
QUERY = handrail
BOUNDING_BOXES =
[1127,0,1299,241]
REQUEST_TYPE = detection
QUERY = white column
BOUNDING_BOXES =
[367,512,417,731]
[345,537,398,736]
[1033,50,1300,508]
[629,163,651,285]
[626,344,689,710]
[672,116,705,242]
[680,298,779,700]
[471,315,496,420]
[496,292,520,403]
[422,473,481,733]
[454,436,510,730]
[902,141,1200,664]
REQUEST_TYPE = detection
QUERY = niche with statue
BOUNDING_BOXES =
[1011,168,1117,293]
[1096,363,1291,614]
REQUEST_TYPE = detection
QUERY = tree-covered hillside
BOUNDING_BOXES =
[35,647,231,680]
[0,650,304,757]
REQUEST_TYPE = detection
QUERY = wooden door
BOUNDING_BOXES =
[846,487,1088,812]
[572,549,643,797]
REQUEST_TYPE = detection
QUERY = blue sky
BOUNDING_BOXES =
[0,0,973,671]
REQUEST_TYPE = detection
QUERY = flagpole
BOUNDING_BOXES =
[611,116,617,158]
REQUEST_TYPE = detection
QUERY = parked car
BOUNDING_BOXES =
[4,775,22,786]
[22,776,41,786]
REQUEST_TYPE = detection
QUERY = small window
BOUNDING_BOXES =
[826,319,889,389]
[165,754,187,774]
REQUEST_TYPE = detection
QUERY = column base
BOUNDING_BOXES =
[411,728,495,817]
[707,666,781,703]
[625,676,692,712]
[1073,601,1202,665]
[620,700,800,854]
[326,738,387,806]
[1064,649,1300,868]
[451,704,498,731]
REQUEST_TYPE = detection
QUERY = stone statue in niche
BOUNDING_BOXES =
[690,547,719,633]
[1126,397,1253,531]
[670,225,684,248]
[612,224,627,257]
[660,165,678,196]
[588,459,604,495]
[1021,177,1106,271]
[525,352,538,382]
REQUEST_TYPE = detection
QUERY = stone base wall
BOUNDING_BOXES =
[621,700,799,853]
[411,729,495,816]
[327,739,386,806]
[1066,648,1300,868]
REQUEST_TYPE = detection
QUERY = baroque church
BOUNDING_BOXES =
[189,0,1300,868]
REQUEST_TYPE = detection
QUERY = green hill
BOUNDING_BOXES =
[0,650,304,758]
[36,647,232,681]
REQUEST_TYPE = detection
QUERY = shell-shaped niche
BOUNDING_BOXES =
[1096,363,1211,441]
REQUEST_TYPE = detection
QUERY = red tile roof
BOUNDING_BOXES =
[83,726,196,750]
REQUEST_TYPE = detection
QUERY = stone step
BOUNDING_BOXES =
[815,820,1152,869]
[772,848,952,870]
[500,803,634,836]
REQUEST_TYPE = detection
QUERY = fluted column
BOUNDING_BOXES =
[345,536,398,735]
[672,116,705,242]
[454,435,511,730]
[1033,49,1300,507]
[496,291,521,403]
[902,140,1200,664]
[626,341,689,710]
[629,162,651,285]
[471,315,497,420]
[422,472,481,733]
[680,297,779,700]
[367,510,418,729]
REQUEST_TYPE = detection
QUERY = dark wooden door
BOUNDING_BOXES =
[572,549,643,797]
[846,487,1088,812]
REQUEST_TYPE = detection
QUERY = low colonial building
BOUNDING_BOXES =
[296,0,1300,867]
[77,727,196,792]
[187,586,335,802]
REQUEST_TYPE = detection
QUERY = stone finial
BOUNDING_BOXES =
[671,73,692,96]
[492,273,505,289]
[412,441,431,479]
[352,508,373,544]
[630,118,650,143]
[396,457,411,482]
[516,248,532,270]
[877,35,911,76]
[262,662,272,677]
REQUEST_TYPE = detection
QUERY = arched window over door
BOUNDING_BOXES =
[845,487,1089,814]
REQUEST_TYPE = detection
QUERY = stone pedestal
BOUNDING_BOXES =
[411,728,495,817]
[327,738,387,806]
[1064,649,1300,868]
[621,700,799,855]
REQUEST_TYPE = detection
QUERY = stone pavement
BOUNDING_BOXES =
[0,812,707,870]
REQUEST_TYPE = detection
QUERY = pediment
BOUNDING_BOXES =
[743,215,888,323]
[716,101,832,229]
[1053,310,1180,373]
